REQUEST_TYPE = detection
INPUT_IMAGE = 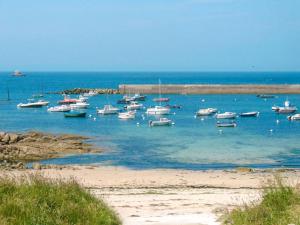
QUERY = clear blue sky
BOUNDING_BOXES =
[0,0,299,71]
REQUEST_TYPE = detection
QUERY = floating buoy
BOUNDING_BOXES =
[89,114,92,118]
[276,119,280,124]
[136,122,140,126]
[201,99,205,102]
[172,122,175,125]
[93,117,96,121]
[201,118,204,121]
[173,112,176,115]
[194,115,197,119]
[270,129,273,133]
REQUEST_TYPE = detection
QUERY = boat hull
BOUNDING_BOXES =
[64,112,86,118]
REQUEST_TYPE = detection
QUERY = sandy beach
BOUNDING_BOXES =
[3,166,300,225]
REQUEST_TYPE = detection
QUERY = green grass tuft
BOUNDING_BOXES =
[0,175,121,225]
[224,175,300,225]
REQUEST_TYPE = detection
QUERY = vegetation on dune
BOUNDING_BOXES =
[224,176,300,225]
[0,175,121,225]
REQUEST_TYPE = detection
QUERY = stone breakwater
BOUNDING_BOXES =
[119,84,300,94]
[0,131,101,169]
[49,88,120,95]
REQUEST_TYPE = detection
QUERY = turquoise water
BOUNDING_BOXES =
[0,72,300,169]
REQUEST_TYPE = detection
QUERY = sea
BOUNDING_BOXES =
[0,72,300,170]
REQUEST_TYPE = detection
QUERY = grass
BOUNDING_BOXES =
[0,175,121,225]
[224,176,300,225]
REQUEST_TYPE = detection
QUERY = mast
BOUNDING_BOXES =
[7,87,10,101]
[159,79,161,106]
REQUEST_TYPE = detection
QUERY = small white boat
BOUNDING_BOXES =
[275,100,297,114]
[12,70,25,77]
[77,95,89,102]
[125,101,143,110]
[196,108,217,116]
[287,114,300,121]
[146,106,170,115]
[17,100,49,108]
[240,111,259,117]
[97,105,120,115]
[278,107,297,114]
[118,111,136,120]
[216,121,237,127]
[83,90,97,97]
[36,100,49,106]
[70,102,90,109]
[48,105,71,112]
[149,118,173,127]
[215,112,237,119]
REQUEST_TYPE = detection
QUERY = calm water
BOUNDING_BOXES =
[0,72,300,170]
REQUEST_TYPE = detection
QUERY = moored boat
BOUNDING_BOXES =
[97,105,120,115]
[166,104,182,109]
[257,94,276,99]
[153,97,170,102]
[17,100,49,108]
[275,100,297,114]
[196,108,217,116]
[70,102,90,109]
[240,111,259,117]
[146,106,170,115]
[132,93,146,101]
[58,95,77,105]
[124,101,143,110]
[287,114,300,121]
[149,118,173,127]
[47,105,71,112]
[216,121,237,127]
[215,112,237,119]
[12,70,25,77]
[64,112,86,118]
[278,107,297,114]
[83,90,97,97]
[118,111,136,120]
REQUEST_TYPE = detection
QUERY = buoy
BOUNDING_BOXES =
[136,122,140,126]
[201,118,204,121]
[172,122,175,125]
[89,114,92,118]
[93,117,96,121]
[276,119,280,124]
[173,112,176,115]
[194,115,197,119]
[201,99,205,102]
[270,129,273,133]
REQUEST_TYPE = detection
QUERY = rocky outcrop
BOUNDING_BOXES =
[48,88,120,95]
[0,131,101,169]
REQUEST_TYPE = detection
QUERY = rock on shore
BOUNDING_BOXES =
[0,131,101,169]
[49,88,120,95]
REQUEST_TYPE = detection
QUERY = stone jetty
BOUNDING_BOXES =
[119,84,300,94]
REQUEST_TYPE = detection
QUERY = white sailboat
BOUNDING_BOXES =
[146,79,170,115]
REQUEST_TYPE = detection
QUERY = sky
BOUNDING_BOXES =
[0,0,299,72]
